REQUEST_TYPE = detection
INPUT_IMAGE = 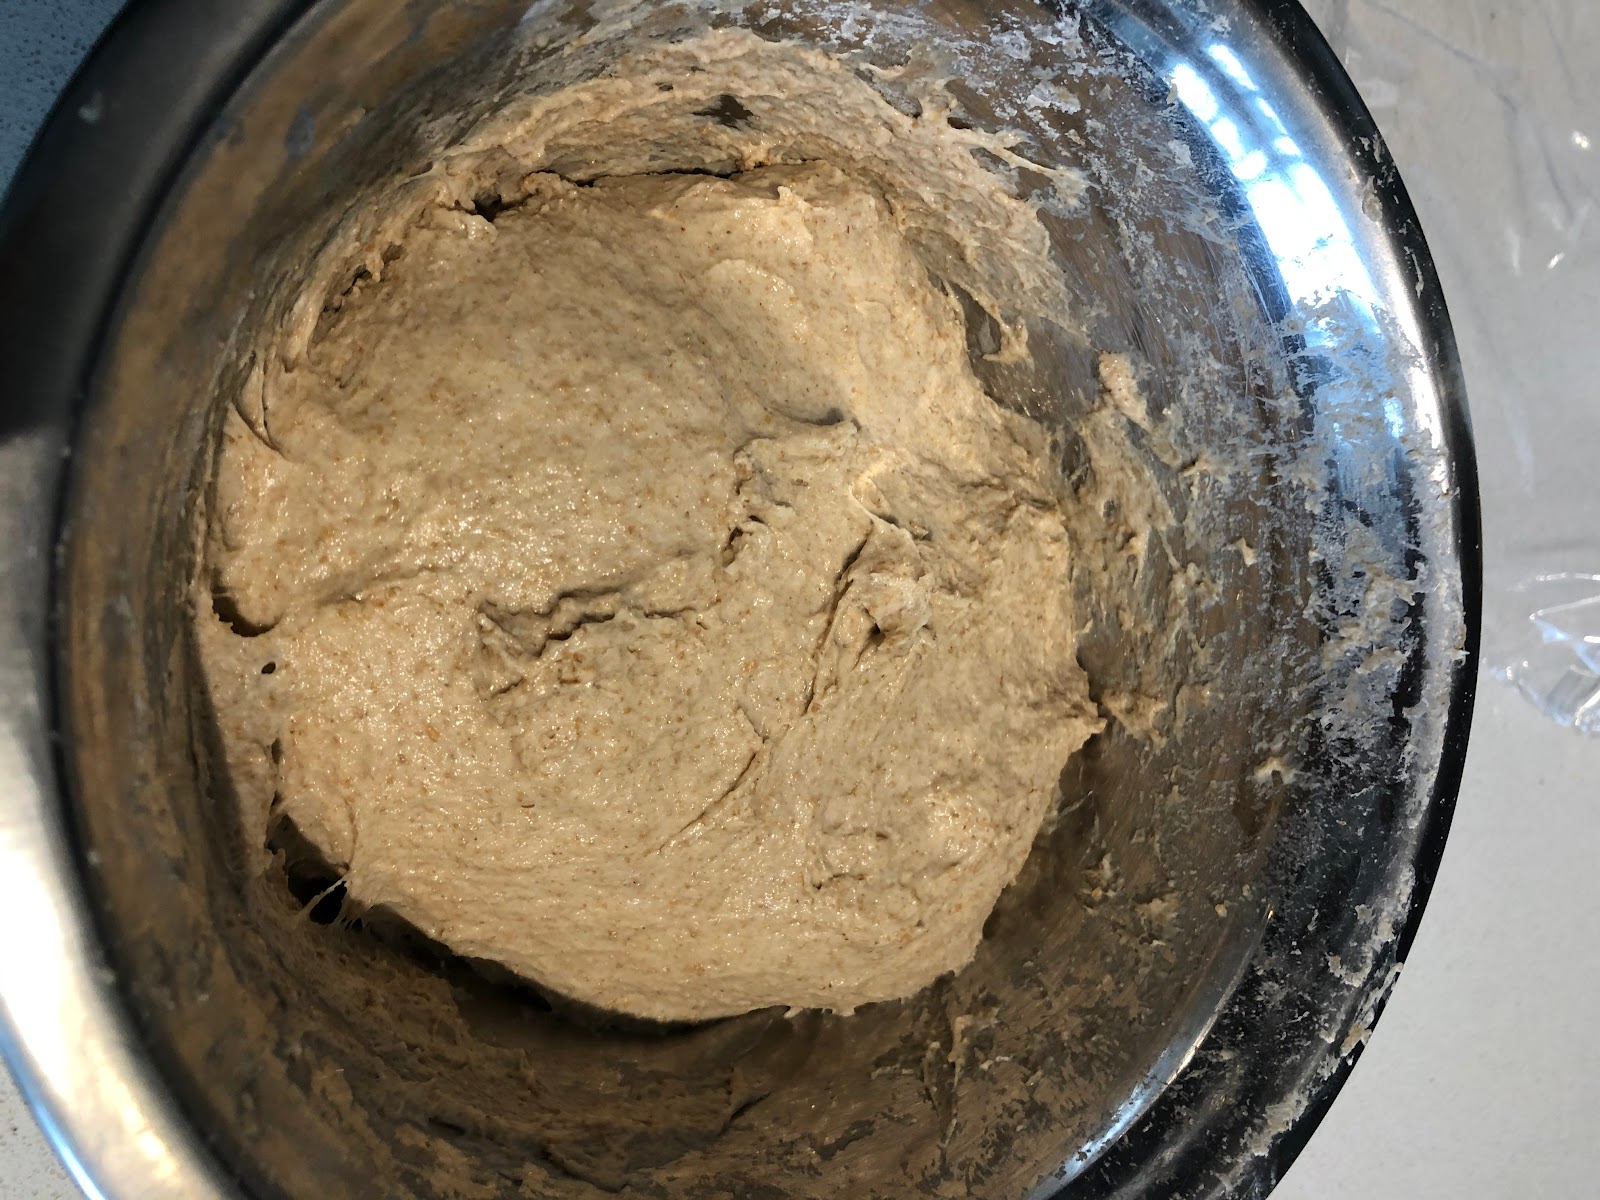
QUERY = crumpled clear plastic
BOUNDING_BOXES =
[1488,561,1600,735]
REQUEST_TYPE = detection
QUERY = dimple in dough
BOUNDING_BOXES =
[201,162,1099,1023]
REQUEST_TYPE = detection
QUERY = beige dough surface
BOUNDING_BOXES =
[201,159,1099,1022]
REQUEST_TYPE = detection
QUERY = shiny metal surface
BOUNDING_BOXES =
[0,3,307,1197]
[0,432,240,1200]
[0,1,1475,1198]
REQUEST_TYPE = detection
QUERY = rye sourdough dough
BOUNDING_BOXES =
[200,161,1100,1022]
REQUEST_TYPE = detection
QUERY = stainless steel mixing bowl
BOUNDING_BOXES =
[0,1,1477,1197]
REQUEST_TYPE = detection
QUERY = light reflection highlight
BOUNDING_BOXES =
[1170,56,1379,314]
[1165,47,1443,447]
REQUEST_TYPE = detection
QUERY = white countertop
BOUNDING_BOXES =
[3,1,1596,1196]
